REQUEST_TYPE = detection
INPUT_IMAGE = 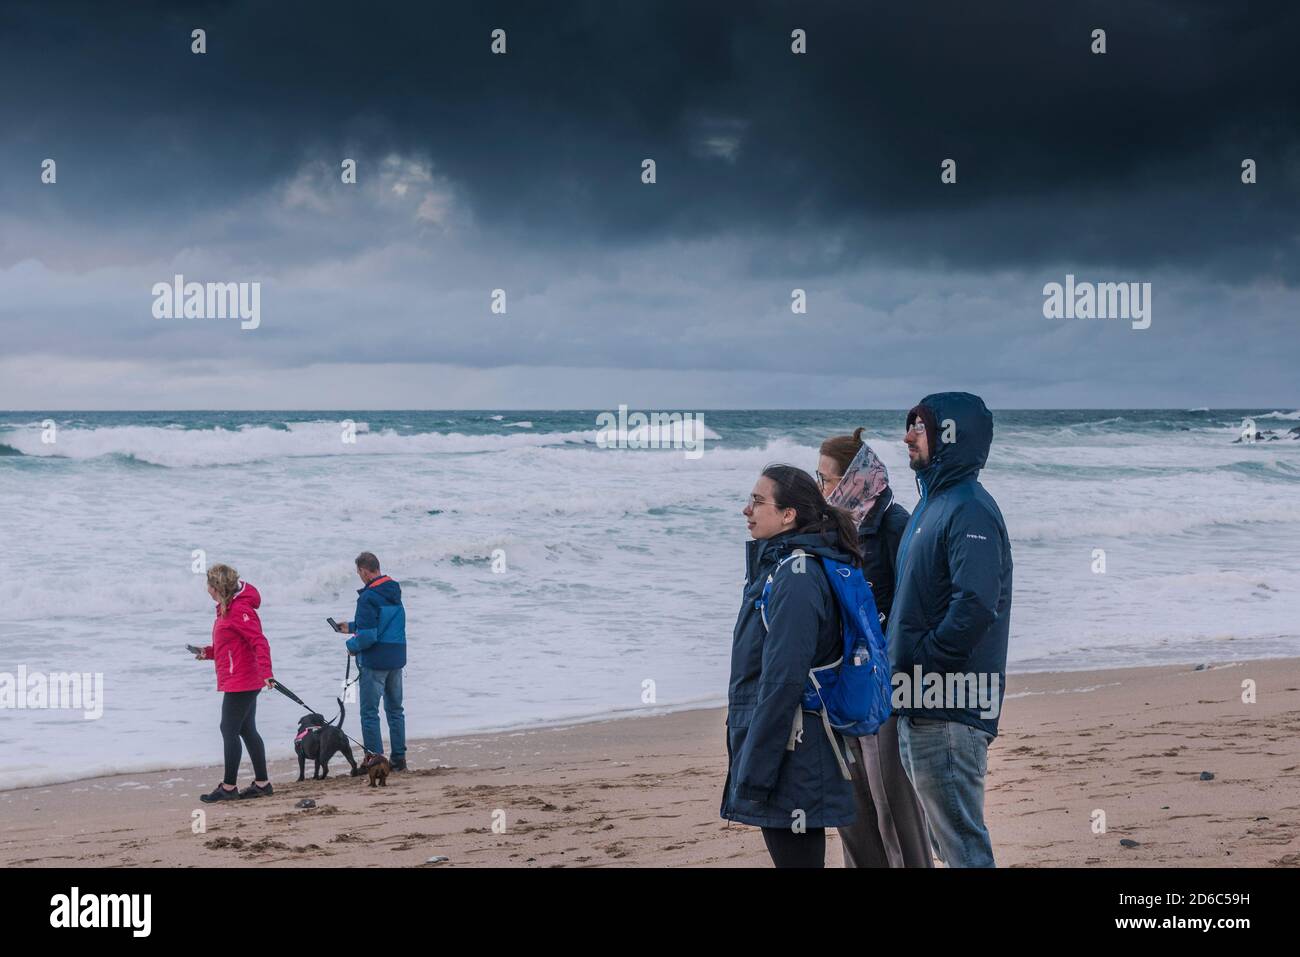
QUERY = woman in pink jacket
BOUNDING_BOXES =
[195,564,276,802]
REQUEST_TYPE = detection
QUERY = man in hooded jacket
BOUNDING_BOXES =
[887,392,1012,867]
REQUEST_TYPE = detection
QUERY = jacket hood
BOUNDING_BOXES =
[358,576,402,602]
[910,392,994,495]
[227,581,260,612]
[758,529,854,566]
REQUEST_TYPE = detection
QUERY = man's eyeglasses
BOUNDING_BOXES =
[906,420,927,435]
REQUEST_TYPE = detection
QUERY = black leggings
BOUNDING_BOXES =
[220,690,268,786]
[761,827,827,868]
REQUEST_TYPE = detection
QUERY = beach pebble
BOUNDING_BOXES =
[425,855,450,865]
[1199,771,1215,781]
[295,799,316,809]
[1119,839,1141,848]
[1193,663,1207,671]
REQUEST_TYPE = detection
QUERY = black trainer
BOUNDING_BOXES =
[391,758,407,772]
[199,784,241,803]
[239,782,273,799]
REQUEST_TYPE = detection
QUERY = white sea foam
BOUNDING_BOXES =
[0,421,606,466]
[0,414,1297,791]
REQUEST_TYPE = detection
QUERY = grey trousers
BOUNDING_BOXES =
[837,715,935,867]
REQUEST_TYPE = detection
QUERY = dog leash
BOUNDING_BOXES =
[272,674,369,754]
[341,654,361,694]
[328,655,361,723]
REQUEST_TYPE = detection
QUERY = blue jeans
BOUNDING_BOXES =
[897,716,995,867]
[358,666,406,760]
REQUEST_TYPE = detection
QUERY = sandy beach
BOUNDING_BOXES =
[2,658,1298,868]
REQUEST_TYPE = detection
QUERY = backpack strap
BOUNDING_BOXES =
[786,707,804,750]
[808,660,854,779]
[756,550,811,630]
[759,551,855,779]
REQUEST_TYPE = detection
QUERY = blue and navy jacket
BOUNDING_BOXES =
[887,392,1013,736]
[346,575,407,671]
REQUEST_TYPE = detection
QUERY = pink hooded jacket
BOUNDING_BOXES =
[200,582,274,692]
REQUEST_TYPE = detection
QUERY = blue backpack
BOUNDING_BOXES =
[758,551,893,745]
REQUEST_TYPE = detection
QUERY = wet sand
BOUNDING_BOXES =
[2,658,1298,867]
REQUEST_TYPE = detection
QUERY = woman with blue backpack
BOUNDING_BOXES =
[722,464,877,867]
[818,430,934,868]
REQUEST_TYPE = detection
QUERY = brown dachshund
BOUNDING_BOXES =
[361,752,392,788]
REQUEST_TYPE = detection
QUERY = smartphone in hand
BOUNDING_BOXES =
[327,617,343,633]
[185,644,203,657]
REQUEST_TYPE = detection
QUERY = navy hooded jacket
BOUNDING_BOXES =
[346,575,407,671]
[721,530,857,830]
[886,393,1012,736]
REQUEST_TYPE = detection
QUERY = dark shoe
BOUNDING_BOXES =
[391,758,407,772]
[199,784,241,803]
[239,782,273,799]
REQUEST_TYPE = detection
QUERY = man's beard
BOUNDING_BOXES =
[908,450,930,471]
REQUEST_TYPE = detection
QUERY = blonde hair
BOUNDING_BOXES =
[206,564,241,615]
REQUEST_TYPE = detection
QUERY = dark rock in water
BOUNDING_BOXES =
[1120,838,1141,848]
[295,799,316,809]
[1194,663,1207,671]
[1199,771,1215,781]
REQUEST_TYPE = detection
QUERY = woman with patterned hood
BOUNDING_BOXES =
[816,428,933,867]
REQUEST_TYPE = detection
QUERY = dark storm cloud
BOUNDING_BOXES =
[1,0,1297,409]
[2,0,1298,279]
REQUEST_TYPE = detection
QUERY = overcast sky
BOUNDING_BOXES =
[1,0,1297,409]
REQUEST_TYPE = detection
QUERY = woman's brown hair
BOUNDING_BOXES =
[819,426,866,478]
[760,464,864,567]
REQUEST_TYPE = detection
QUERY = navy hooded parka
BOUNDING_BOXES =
[886,392,1013,736]
[721,530,857,830]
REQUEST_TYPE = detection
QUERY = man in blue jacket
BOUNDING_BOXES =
[887,392,1012,867]
[336,552,407,771]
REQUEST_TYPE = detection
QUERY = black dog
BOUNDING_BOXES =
[294,698,359,781]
